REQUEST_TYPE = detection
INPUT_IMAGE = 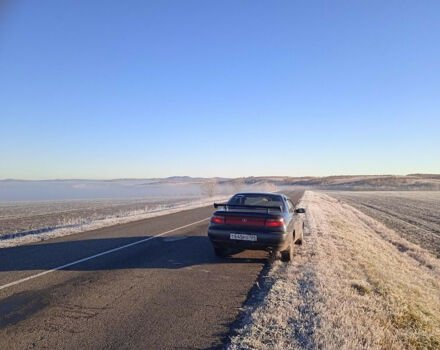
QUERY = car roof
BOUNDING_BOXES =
[233,192,284,197]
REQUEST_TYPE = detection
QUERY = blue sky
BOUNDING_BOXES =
[1,1,439,179]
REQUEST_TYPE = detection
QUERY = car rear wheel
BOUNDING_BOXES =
[292,229,302,245]
[213,246,229,257]
[280,244,293,262]
[295,230,303,245]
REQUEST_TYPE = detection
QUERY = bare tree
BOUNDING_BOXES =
[201,179,218,197]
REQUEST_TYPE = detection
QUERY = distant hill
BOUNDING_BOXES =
[148,174,440,190]
[1,175,439,200]
[236,174,440,191]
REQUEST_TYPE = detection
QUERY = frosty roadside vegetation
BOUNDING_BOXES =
[228,191,440,349]
[0,195,229,248]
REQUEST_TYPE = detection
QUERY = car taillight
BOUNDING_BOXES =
[211,215,225,224]
[265,218,284,227]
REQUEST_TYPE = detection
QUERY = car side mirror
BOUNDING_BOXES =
[295,208,306,214]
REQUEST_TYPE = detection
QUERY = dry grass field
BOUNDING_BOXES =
[229,191,440,350]
[328,191,440,257]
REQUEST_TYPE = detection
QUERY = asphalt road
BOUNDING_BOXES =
[0,190,304,349]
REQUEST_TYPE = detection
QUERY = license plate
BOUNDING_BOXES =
[230,233,257,241]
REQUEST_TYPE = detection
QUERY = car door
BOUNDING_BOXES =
[285,198,296,233]
[289,198,304,237]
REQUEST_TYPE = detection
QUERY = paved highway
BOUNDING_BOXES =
[0,191,303,349]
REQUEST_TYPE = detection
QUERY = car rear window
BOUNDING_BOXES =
[228,194,284,209]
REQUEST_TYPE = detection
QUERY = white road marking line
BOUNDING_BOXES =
[0,217,210,291]
[163,237,188,242]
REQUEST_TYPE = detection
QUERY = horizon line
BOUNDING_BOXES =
[1,173,438,182]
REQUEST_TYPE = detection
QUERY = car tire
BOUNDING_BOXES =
[295,230,303,245]
[280,244,293,262]
[213,246,229,257]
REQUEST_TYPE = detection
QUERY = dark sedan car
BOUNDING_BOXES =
[207,192,306,262]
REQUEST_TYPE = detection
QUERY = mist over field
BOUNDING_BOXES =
[1,174,439,202]
[0,177,271,245]
[0,178,227,245]
[0,178,208,202]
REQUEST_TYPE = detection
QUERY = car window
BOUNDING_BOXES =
[287,200,294,212]
[228,194,284,209]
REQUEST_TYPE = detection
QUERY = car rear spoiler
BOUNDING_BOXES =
[213,203,282,212]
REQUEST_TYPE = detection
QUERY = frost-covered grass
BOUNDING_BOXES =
[0,197,190,235]
[0,195,229,248]
[228,191,440,349]
[328,191,440,257]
